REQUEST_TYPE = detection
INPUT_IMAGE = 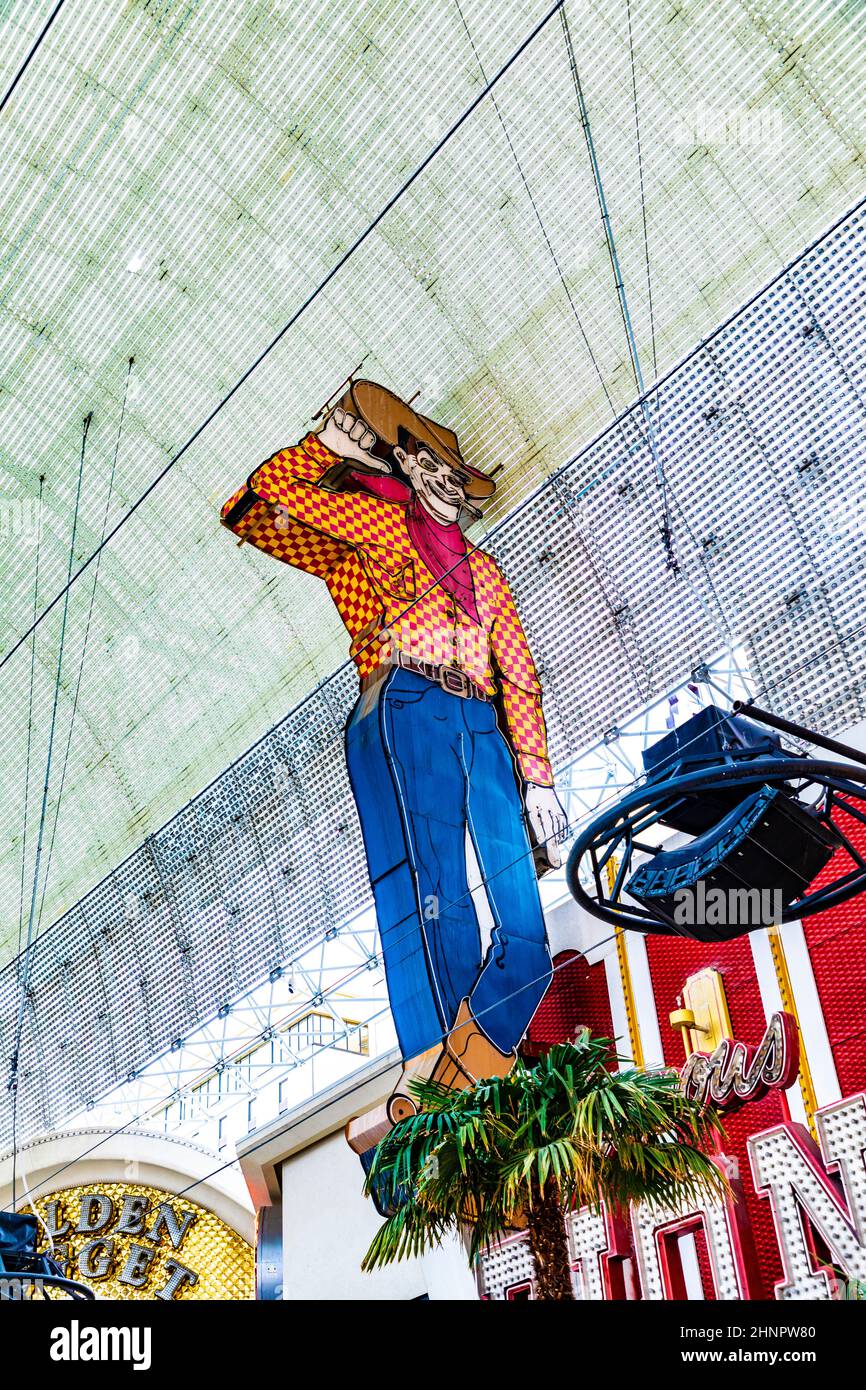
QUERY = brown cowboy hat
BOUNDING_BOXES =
[334,379,496,500]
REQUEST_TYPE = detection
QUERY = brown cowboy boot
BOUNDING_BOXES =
[345,1041,473,1154]
[445,997,517,1082]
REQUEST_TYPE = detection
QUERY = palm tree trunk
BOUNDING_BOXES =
[526,1184,575,1300]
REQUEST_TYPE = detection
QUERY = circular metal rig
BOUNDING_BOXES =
[565,702,866,943]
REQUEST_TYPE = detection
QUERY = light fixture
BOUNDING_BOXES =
[669,969,733,1058]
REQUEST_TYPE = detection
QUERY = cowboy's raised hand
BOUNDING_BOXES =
[317,409,390,470]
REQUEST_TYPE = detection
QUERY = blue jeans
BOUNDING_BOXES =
[345,667,552,1060]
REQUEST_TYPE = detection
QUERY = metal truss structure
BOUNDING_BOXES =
[72,905,393,1156]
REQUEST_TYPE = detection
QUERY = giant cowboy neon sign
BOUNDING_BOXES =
[221,381,569,1160]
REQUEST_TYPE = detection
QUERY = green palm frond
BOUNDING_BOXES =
[361,1034,729,1275]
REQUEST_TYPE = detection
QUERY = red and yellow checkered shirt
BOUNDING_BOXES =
[220,433,553,786]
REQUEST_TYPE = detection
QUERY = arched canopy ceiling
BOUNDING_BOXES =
[1,0,864,959]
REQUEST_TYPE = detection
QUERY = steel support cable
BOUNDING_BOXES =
[561,2,738,654]
[0,0,68,119]
[454,0,630,439]
[560,4,677,570]
[16,475,46,963]
[453,0,655,701]
[8,412,91,1207]
[0,0,572,681]
[476,0,728,686]
[11,476,44,1209]
[562,9,642,400]
[625,0,658,393]
[560,1,714,671]
[33,360,135,946]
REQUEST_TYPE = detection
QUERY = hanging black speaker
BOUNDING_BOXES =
[624,782,841,941]
[566,702,866,943]
[0,1208,95,1299]
[0,1209,38,1262]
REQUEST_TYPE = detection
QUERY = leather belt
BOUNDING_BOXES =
[362,650,489,701]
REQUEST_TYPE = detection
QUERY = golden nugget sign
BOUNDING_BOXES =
[35,1183,254,1300]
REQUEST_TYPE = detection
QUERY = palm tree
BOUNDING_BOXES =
[361,1032,727,1300]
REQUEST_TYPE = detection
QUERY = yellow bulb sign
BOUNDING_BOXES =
[32,1182,254,1300]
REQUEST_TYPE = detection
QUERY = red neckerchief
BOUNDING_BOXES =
[347,470,479,622]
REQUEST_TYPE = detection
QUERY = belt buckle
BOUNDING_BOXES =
[440,665,471,699]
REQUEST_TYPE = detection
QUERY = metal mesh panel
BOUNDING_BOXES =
[4,204,866,1141]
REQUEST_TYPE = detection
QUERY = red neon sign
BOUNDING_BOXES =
[680,1011,800,1111]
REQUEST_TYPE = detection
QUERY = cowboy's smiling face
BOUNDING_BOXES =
[393,443,469,525]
